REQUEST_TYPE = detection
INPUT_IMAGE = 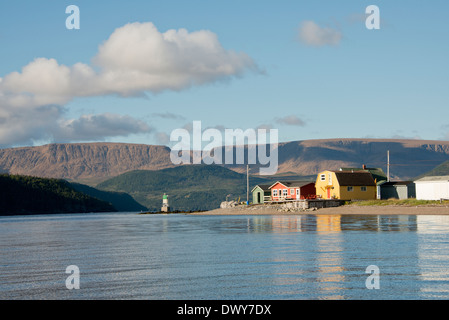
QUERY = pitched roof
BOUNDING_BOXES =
[334,172,376,186]
[378,181,414,186]
[251,184,271,192]
[414,176,449,182]
[269,180,314,189]
[339,167,387,182]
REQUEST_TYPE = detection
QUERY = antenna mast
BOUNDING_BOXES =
[387,150,390,182]
[247,164,249,205]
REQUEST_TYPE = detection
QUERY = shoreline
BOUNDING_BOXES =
[190,204,449,216]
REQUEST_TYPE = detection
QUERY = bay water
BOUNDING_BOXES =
[1,212,449,300]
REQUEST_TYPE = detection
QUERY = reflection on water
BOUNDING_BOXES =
[316,225,345,300]
[1,213,449,300]
[246,214,418,234]
[416,215,449,298]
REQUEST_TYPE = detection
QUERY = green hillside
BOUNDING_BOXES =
[415,160,449,179]
[70,183,147,212]
[96,165,271,211]
[0,174,116,215]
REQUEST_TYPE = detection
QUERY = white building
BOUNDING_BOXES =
[414,176,449,200]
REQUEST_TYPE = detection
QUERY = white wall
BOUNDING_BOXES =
[415,181,449,200]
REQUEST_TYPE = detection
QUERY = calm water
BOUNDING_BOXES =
[1,212,449,300]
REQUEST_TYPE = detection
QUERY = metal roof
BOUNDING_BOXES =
[251,184,272,192]
[334,171,376,186]
[339,167,387,182]
[268,180,315,189]
[377,181,414,186]
[414,175,449,182]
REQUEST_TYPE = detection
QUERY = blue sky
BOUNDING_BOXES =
[0,0,448,148]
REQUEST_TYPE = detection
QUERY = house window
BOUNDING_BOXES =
[320,174,326,181]
[273,189,278,197]
[361,186,367,192]
[283,189,288,196]
[290,189,294,195]
[347,186,354,192]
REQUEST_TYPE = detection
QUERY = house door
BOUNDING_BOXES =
[257,192,261,203]
[327,188,331,199]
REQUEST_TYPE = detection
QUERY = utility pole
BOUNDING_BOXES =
[246,165,249,205]
[387,150,390,182]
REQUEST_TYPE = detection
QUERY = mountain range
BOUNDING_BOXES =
[0,143,173,185]
[1,139,449,183]
[96,165,268,211]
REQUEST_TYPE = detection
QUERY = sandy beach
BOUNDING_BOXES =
[190,204,449,216]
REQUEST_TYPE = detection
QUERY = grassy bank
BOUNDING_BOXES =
[346,199,449,206]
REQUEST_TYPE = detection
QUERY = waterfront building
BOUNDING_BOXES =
[269,181,316,201]
[315,170,376,200]
[414,176,449,200]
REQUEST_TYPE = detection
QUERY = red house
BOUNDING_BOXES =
[269,181,316,201]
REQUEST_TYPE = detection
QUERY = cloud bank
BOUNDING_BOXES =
[0,22,257,147]
[298,21,342,47]
[275,115,306,127]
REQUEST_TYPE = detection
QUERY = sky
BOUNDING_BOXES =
[0,0,448,149]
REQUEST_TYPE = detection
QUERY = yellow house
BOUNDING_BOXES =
[315,170,377,200]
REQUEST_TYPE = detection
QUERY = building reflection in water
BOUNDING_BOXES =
[316,215,341,233]
[213,214,449,299]
[252,215,347,299]
[269,215,302,233]
[416,215,449,298]
[248,214,418,234]
[246,214,422,299]
[315,215,345,299]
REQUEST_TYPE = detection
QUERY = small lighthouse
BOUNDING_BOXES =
[161,193,170,213]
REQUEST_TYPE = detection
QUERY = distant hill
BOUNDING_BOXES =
[226,139,449,180]
[0,143,173,184]
[2,139,449,182]
[96,165,271,211]
[0,174,116,215]
[70,183,147,212]
[414,160,449,179]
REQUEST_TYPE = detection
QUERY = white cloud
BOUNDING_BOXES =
[256,123,274,131]
[0,58,96,108]
[0,22,257,147]
[0,103,62,146]
[93,22,258,95]
[55,113,153,142]
[152,112,186,120]
[0,96,152,147]
[275,115,306,127]
[298,21,342,47]
[154,132,170,145]
[0,22,257,105]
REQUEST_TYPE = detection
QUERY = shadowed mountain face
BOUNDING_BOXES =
[415,160,449,179]
[278,139,449,180]
[0,143,174,184]
[221,139,449,180]
[1,139,449,182]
